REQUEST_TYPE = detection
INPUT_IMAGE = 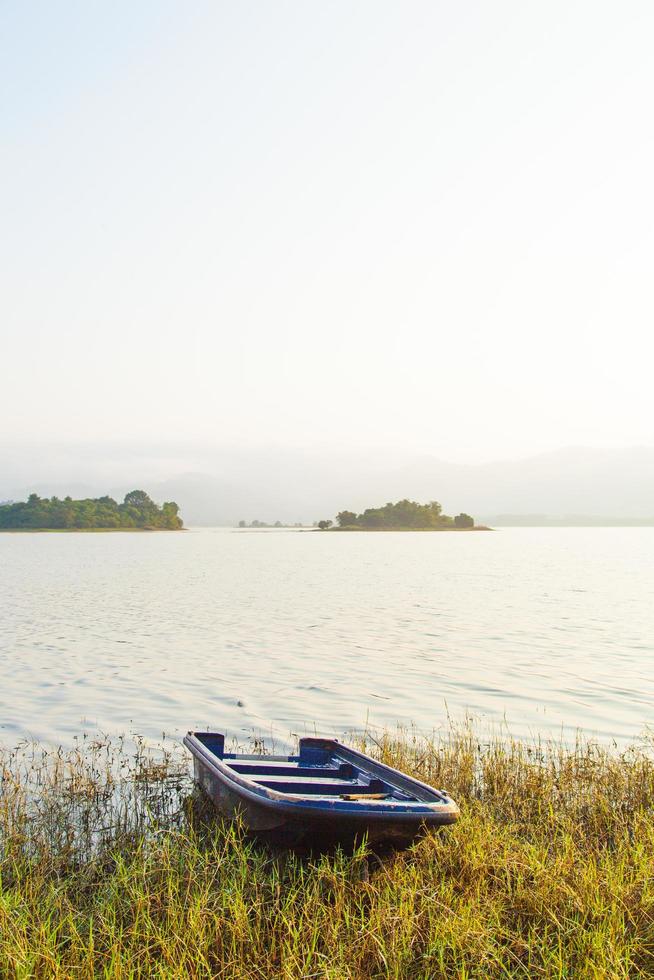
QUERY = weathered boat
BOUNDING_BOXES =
[184,730,459,849]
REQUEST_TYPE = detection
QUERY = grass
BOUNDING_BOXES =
[1,727,653,978]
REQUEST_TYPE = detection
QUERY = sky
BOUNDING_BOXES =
[1,0,653,466]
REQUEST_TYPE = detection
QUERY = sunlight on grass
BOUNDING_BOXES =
[1,727,653,978]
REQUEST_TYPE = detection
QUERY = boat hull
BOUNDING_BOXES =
[192,756,434,848]
[185,732,459,851]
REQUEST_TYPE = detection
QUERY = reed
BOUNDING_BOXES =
[1,727,653,978]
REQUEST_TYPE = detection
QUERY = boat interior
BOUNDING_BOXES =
[194,731,419,801]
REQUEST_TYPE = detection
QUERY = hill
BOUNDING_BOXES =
[144,446,654,525]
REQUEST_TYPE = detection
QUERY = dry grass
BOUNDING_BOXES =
[1,727,653,978]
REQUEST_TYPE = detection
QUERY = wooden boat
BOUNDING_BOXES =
[184,730,459,849]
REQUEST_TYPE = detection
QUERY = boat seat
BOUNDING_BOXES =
[253,775,387,796]
[228,761,355,779]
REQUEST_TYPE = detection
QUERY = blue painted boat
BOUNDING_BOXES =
[184,731,459,849]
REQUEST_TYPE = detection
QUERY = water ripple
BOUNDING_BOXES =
[0,527,652,748]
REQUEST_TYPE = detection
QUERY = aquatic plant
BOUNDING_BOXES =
[1,726,653,978]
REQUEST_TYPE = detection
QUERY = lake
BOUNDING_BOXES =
[0,527,652,748]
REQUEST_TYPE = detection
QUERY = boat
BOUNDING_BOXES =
[183,730,459,849]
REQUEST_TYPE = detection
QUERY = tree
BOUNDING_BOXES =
[161,502,183,529]
[454,513,474,528]
[0,491,184,530]
[325,498,463,530]
[358,507,385,527]
[123,490,153,509]
[317,520,333,530]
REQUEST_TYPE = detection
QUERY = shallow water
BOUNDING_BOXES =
[0,527,652,748]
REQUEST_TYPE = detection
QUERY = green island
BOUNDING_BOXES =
[317,498,486,531]
[0,490,183,531]
[1,725,652,977]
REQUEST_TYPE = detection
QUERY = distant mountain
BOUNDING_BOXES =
[147,446,654,525]
[379,447,654,523]
[484,515,654,527]
[2,445,654,526]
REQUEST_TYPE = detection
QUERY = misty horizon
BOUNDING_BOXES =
[3,442,654,525]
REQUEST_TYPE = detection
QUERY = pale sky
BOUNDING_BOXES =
[2,1,653,464]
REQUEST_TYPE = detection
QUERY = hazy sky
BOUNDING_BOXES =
[2,1,653,464]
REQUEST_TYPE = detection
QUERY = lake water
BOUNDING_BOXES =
[1,527,652,749]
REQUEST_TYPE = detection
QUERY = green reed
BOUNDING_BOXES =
[1,726,653,978]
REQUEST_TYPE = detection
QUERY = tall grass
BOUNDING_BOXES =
[1,728,653,978]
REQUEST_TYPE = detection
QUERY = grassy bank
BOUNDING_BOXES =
[1,729,653,978]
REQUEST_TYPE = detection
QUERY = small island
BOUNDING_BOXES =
[317,499,488,531]
[237,520,310,529]
[0,490,183,531]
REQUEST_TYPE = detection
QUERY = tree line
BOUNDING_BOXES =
[317,499,474,529]
[0,491,183,530]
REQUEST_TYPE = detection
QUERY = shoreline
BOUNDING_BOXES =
[0,527,185,533]
[324,525,492,532]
